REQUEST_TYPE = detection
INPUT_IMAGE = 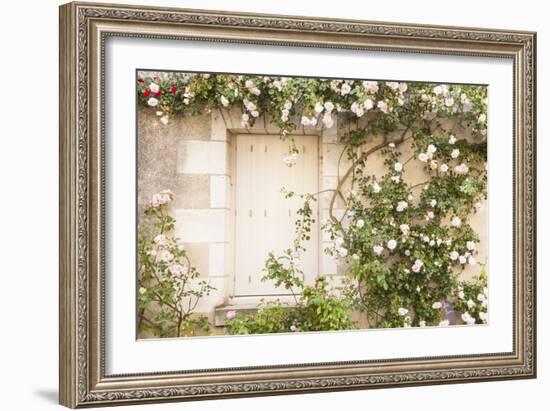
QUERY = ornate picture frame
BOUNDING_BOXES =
[59,1,536,408]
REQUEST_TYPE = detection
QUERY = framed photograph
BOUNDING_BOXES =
[59,2,537,408]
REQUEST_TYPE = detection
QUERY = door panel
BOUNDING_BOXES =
[234,134,319,296]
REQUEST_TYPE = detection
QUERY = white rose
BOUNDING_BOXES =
[352,254,360,261]
[418,152,428,162]
[283,100,293,110]
[398,307,408,316]
[356,219,365,228]
[363,99,374,110]
[400,224,410,235]
[372,182,381,193]
[454,163,469,174]
[362,81,379,93]
[439,320,450,327]
[468,256,477,266]
[467,299,475,309]
[448,135,457,144]
[149,83,160,93]
[412,259,423,273]
[458,290,465,299]
[322,113,334,128]
[444,97,455,107]
[240,113,249,127]
[340,83,351,95]
[430,199,437,207]
[324,101,335,113]
[147,97,159,107]
[396,201,408,212]
[477,293,486,302]
[451,149,460,159]
[461,312,475,325]
[451,216,462,227]
[160,116,169,125]
[139,287,147,295]
[386,81,399,90]
[419,320,426,327]
[433,85,443,95]
[479,311,488,322]
[459,255,467,264]
[338,247,348,257]
[300,116,311,126]
[440,163,449,173]
[387,239,397,250]
[398,83,408,93]
[449,251,459,261]
[314,102,324,113]
[394,162,403,172]
[466,241,476,250]
[377,100,389,113]
[478,113,487,122]
[373,245,384,255]
[427,144,437,154]
[220,95,229,107]
[432,301,442,309]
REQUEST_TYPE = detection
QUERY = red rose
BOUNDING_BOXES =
[155,90,162,96]
[170,86,177,94]
[137,77,144,83]
[143,89,151,97]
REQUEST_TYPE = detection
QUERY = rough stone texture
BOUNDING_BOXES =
[138,109,213,210]
[176,140,227,175]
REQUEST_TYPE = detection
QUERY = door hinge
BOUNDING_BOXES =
[250,144,254,152]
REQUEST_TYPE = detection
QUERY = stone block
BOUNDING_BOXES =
[208,243,227,277]
[210,175,229,208]
[182,243,209,277]
[174,209,226,243]
[211,109,228,141]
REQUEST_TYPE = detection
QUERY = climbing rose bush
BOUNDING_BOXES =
[138,190,215,337]
[138,71,488,331]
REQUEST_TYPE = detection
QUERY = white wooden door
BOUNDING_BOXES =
[234,134,319,296]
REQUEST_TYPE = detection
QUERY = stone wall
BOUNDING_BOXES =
[137,107,487,321]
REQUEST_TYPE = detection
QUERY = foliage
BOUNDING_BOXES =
[137,190,215,337]
[138,72,489,331]
[452,268,488,325]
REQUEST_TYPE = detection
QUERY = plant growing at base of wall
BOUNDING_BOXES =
[226,195,355,334]
[138,190,215,337]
